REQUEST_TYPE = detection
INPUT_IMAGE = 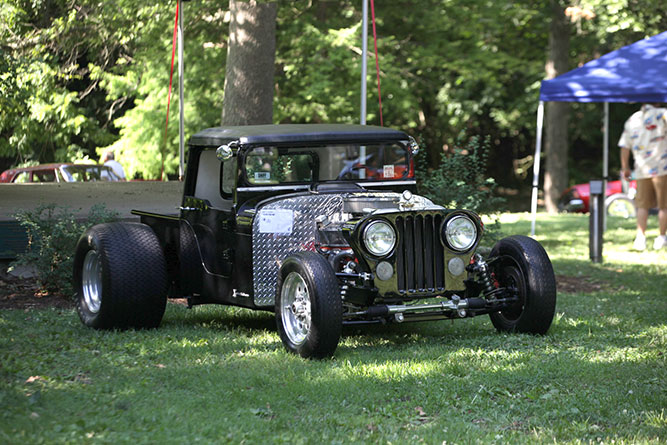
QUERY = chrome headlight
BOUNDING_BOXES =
[363,220,396,257]
[444,215,477,252]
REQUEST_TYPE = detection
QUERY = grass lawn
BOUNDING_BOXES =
[1,213,665,444]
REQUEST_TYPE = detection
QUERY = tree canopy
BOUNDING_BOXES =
[1,0,665,193]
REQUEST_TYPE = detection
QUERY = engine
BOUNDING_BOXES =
[315,191,442,273]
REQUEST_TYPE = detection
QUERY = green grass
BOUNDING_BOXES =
[1,213,665,444]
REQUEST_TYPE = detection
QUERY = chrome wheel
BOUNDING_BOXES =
[280,272,311,346]
[82,250,102,314]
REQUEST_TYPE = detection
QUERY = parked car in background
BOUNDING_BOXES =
[0,163,123,183]
[558,178,637,218]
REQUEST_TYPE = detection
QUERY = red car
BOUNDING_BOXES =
[559,179,637,218]
[0,163,122,183]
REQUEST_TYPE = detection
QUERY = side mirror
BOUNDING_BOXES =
[216,144,233,161]
[408,136,420,156]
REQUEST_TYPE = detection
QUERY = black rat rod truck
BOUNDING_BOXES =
[73,124,556,358]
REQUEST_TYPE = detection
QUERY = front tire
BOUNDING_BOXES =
[73,222,168,329]
[275,252,342,359]
[488,235,556,335]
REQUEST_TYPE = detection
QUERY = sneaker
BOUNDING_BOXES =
[654,235,667,250]
[633,234,647,251]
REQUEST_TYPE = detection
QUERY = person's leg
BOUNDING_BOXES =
[633,208,649,250]
[653,175,667,249]
[655,176,667,236]
[633,178,656,250]
[637,208,649,234]
[653,208,667,249]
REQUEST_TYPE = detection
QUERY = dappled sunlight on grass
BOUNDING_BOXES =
[0,213,665,443]
[2,302,665,443]
[604,248,667,266]
[644,409,667,429]
[494,212,667,270]
[334,358,441,381]
[582,346,659,364]
[625,324,667,352]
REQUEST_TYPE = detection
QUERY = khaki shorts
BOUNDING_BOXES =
[635,175,667,209]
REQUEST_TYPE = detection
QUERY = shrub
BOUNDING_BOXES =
[417,135,505,240]
[11,204,119,295]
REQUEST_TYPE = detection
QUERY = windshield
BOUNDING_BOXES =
[243,143,411,185]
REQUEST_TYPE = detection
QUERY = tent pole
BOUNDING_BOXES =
[603,102,609,180]
[178,0,185,181]
[530,101,545,236]
[603,102,609,232]
[360,0,368,125]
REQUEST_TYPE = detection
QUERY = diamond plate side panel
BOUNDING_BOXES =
[252,194,345,307]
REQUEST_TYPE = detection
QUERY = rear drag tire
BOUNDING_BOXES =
[73,222,168,329]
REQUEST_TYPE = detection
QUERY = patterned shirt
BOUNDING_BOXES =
[618,105,667,179]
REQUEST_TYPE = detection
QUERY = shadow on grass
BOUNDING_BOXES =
[161,303,276,332]
[159,300,509,355]
[154,245,666,357]
[551,257,667,296]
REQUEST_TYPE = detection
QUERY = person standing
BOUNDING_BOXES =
[101,150,127,181]
[618,104,667,250]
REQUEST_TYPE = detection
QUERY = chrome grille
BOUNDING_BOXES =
[395,214,445,293]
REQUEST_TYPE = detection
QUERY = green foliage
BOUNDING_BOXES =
[98,1,228,179]
[0,0,117,165]
[1,0,666,186]
[11,204,118,295]
[418,135,504,210]
[275,19,361,124]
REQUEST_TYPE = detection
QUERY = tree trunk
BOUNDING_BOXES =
[544,0,570,214]
[221,0,277,126]
[420,98,442,170]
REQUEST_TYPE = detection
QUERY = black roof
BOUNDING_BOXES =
[189,124,410,147]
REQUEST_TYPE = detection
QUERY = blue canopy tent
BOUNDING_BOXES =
[530,31,667,235]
